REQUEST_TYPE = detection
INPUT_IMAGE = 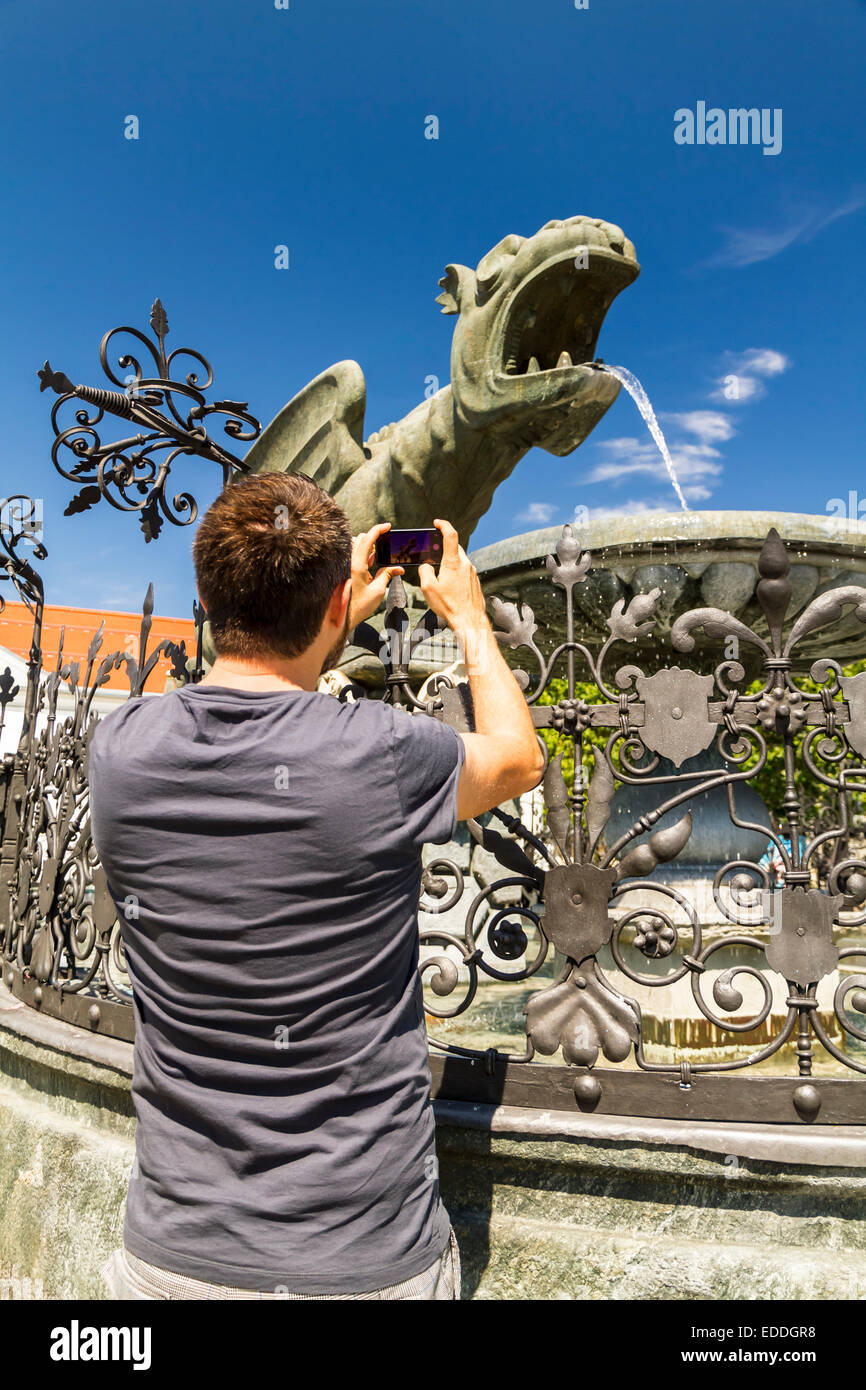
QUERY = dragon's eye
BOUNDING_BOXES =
[475,234,524,297]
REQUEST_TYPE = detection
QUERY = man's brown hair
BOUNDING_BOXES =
[193,473,352,660]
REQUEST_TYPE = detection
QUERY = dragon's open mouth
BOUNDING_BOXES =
[497,249,636,380]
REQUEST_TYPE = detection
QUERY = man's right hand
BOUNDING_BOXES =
[417,519,489,636]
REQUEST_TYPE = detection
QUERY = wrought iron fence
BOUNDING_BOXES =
[4,491,866,1125]
[353,525,866,1124]
[0,499,202,1036]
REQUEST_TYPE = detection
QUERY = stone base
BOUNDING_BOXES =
[435,1102,866,1300]
[451,1210,866,1300]
[3,984,866,1300]
[0,988,135,1299]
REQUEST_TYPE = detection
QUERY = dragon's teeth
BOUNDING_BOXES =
[557,351,573,368]
[527,357,540,374]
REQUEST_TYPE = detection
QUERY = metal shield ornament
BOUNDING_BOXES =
[841,672,866,760]
[636,668,715,767]
[542,864,618,964]
[765,888,841,988]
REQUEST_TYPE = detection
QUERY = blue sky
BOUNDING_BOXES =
[1,0,864,618]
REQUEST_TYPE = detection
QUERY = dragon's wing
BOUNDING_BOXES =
[244,360,367,498]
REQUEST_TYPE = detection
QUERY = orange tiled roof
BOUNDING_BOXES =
[0,600,197,692]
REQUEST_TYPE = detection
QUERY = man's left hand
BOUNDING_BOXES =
[348,523,404,627]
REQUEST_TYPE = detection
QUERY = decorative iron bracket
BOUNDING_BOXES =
[39,300,262,542]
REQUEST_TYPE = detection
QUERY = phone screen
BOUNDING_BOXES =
[375,528,443,571]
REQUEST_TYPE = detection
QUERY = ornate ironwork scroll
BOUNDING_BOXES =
[39,300,262,542]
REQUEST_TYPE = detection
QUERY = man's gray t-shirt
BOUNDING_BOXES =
[88,683,465,1294]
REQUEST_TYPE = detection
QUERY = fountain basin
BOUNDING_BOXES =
[468,509,866,670]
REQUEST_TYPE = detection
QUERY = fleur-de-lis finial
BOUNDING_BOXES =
[756,526,792,656]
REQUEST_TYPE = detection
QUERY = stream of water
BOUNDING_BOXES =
[599,363,690,512]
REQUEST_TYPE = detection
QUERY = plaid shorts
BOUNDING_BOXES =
[101,1228,461,1301]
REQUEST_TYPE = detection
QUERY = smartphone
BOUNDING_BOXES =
[375,527,443,573]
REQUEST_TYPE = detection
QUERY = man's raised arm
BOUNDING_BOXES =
[418,519,544,821]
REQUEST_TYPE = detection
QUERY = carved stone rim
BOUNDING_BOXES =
[433,1099,866,1167]
[469,509,866,573]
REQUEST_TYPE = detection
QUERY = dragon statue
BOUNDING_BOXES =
[246,216,639,541]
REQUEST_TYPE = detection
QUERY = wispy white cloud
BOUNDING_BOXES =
[575,497,704,520]
[706,191,865,268]
[681,485,713,501]
[735,348,789,376]
[516,501,557,525]
[710,347,791,403]
[584,436,724,494]
[660,410,736,445]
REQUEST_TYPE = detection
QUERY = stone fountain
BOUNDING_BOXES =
[244,214,866,1065]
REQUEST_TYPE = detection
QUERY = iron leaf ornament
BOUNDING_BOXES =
[490,596,539,651]
[525,961,640,1068]
[545,523,592,590]
[606,588,660,643]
